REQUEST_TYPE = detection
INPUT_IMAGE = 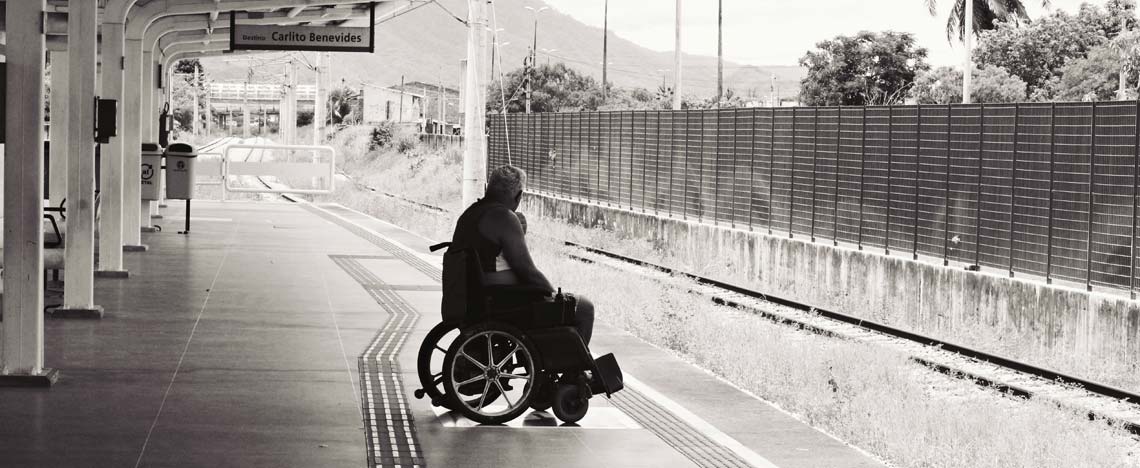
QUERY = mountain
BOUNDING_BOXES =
[200,0,804,101]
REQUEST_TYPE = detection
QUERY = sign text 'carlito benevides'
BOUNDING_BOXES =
[229,8,375,53]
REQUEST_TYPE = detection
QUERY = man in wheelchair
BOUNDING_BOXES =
[450,164,594,344]
[415,165,621,425]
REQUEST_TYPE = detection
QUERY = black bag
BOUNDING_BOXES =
[440,246,485,324]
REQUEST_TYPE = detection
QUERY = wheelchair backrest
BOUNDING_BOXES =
[440,246,487,323]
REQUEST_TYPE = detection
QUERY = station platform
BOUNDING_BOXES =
[0,199,885,468]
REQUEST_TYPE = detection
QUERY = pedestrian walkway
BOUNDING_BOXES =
[0,199,885,468]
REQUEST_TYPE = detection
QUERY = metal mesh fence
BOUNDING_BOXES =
[487,102,1140,295]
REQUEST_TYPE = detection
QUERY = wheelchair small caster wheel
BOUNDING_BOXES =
[414,388,426,400]
[553,383,590,424]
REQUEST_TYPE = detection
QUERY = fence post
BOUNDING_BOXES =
[683,111,690,220]
[629,111,636,210]
[655,111,661,215]
[669,111,677,219]
[1046,103,1057,284]
[1086,103,1097,292]
[790,107,797,238]
[834,106,841,247]
[913,105,922,260]
[972,103,985,269]
[713,110,720,225]
[858,106,867,250]
[606,112,613,206]
[886,105,894,255]
[748,108,757,231]
[769,107,776,235]
[943,104,953,266]
[810,108,818,241]
[1131,99,1139,299]
[1008,103,1020,277]
[693,111,702,223]
[641,112,648,213]
[734,109,743,227]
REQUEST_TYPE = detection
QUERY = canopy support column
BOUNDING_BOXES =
[54,0,103,319]
[1,0,57,386]
[462,0,490,208]
[97,23,127,278]
[122,39,145,251]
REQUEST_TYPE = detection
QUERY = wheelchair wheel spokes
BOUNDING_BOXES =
[445,326,537,424]
[417,322,463,409]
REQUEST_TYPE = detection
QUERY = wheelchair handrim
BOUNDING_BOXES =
[449,330,535,417]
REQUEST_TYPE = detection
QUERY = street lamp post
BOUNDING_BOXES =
[524,6,548,113]
[963,0,973,104]
[603,0,609,102]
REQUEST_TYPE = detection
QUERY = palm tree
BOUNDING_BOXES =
[925,0,1048,102]
[925,0,1044,42]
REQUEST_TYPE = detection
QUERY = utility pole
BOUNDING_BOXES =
[462,0,490,208]
[242,68,251,138]
[399,75,405,123]
[1120,16,1129,100]
[603,0,609,102]
[314,52,327,145]
[205,89,212,135]
[439,71,446,125]
[717,0,723,107]
[963,0,973,104]
[673,0,683,110]
[192,63,200,136]
[525,55,533,113]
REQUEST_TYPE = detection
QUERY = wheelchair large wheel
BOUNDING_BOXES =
[443,323,538,425]
[416,322,462,409]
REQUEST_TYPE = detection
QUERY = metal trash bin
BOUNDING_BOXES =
[140,142,163,200]
[165,143,197,200]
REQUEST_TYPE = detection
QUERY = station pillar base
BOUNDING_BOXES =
[48,305,105,319]
[95,270,129,279]
[0,369,59,388]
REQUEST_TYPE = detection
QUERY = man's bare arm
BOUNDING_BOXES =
[481,209,554,293]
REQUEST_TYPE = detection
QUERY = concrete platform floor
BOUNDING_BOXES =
[0,200,885,468]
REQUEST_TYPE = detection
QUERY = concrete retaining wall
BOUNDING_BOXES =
[523,192,1140,383]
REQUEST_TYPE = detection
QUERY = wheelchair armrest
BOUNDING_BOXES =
[484,284,552,298]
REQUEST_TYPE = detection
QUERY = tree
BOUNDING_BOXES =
[1046,44,1137,101]
[924,0,1044,42]
[488,62,603,113]
[174,58,202,75]
[169,59,208,132]
[327,86,361,125]
[912,65,1027,103]
[798,31,930,106]
[974,1,1137,98]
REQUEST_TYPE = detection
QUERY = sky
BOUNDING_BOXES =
[540,0,1113,67]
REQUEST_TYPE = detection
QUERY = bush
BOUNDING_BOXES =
[369,121,397,150]
[395,130,418,154]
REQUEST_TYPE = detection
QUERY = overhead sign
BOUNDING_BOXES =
[229,6,375,53]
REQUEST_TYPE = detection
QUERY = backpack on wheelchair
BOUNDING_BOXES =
[413,242,624,425]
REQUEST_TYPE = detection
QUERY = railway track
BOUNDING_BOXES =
[331,175,1140,436]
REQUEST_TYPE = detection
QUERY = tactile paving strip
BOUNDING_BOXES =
[316,205,758,468]
[305,203,441,282]
[611,389,754,467]
[331,254,426,468]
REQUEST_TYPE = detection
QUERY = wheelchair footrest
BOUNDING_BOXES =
[593,353,624,396]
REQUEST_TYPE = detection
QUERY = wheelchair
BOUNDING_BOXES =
[414,242,624,425]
